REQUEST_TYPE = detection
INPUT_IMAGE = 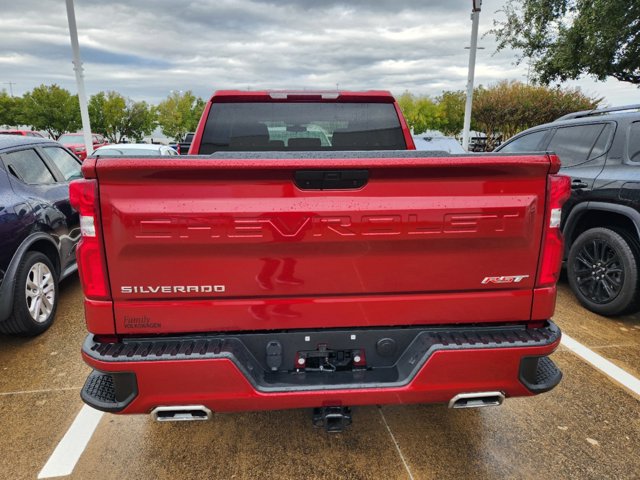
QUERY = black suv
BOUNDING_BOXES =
[496,105,640,316]
[0,136,82,335]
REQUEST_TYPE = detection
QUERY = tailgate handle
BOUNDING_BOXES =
[294,170,369,190]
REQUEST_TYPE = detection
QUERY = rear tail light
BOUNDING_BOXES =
[536,173,571,288]
[80,215,96,237]
[69,179,111,300]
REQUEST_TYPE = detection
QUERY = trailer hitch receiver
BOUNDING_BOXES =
[312,406,352,433]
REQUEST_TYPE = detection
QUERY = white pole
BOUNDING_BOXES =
[65,0,93,154]
[462,1,482,151]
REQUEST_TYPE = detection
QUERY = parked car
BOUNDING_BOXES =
[93,144,179,156]
[469,135,503,152]
[57,133,109,160]
[0,129,46,138]
[0,136,82,335]
[412,135,465,153]
[496,104,640,316]
[179,132,195,155]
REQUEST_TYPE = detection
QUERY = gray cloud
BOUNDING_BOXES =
[0,0,635,105]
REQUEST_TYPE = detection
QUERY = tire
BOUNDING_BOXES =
[567,227,640,316]
[0,251,59,336]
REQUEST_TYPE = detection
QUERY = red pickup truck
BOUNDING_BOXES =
[58,132,109,160]
[72,90,569,431]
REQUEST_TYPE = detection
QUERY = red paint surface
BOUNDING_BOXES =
[91,154,552,334]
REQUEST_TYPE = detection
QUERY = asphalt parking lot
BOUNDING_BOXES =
[1,278,638,480]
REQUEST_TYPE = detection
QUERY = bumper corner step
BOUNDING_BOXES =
[81,370,138,413]
[519,356,562,394]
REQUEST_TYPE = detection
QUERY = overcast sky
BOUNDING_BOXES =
[1,0,638,105]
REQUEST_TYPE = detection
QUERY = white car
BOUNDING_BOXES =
[412,135,465,154]
[93,143,179,156]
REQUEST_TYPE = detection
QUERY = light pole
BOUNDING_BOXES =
[65,0,93,154]
[3,82,16,97]
[462,0,482,151]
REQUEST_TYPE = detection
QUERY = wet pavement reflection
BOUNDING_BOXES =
[0,278,638,479]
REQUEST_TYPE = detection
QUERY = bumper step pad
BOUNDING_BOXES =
[81,370,138,413]
[519,355,563,393]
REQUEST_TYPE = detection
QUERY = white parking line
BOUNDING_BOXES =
[38,405,103,479]
[378,407,415,480]
[561,333,640,397]
[0,386,81,397]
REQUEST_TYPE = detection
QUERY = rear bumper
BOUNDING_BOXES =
[81,321,562,414]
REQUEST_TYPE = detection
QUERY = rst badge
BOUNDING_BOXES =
[481,275,529,285]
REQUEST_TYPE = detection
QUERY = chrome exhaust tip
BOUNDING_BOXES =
[448,392,505,409]
[151,405,212,422]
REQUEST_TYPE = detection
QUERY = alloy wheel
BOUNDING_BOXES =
[573,239,623,305]
[25,262,55,323]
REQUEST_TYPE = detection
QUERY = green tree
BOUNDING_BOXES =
[156,91,205,140]
[20,84,81,138]
[88,91,157,143]
[0,91,22,127]
[397,92,417,129]
[491,0,640,85]
[397,92,441,134]
[435,91,465,138]
[101,91,127,142]
[472,80,600,150]
[121,100,156,142]
[88,91,108,135]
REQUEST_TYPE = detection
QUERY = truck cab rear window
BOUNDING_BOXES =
[200,102,406,153]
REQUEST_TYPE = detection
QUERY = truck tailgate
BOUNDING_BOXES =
[93,153,551,334]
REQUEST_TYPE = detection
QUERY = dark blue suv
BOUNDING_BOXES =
[0,136,82,335]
